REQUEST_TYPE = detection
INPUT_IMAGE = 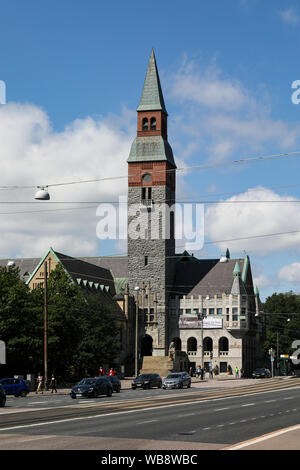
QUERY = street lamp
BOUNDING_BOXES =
[35,186,50,200]
[134,286,140,378]
[198,311,207,369]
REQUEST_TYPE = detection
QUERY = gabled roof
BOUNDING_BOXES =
[136,49,167,113]
[172,253,253,297]
[25,248,116,296]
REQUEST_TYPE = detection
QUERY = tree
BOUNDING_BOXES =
[0,263,121,382]
[0,266,34,376]
[263,292,300,361]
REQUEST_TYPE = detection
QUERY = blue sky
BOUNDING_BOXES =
[1,0,300,299]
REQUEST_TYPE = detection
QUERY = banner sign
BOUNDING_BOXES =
[179,317,223,329]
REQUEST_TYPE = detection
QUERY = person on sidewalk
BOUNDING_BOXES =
[50,373,57,393]
[108,368,114,376]
[235,366,239,378]
[36,373,43,394]
[99,366,105,376]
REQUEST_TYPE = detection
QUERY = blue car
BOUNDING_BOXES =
[0,378,30,397]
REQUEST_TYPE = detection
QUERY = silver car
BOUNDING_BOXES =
[162,372,191,389]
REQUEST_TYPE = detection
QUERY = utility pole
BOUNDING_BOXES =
[44,261,48,391]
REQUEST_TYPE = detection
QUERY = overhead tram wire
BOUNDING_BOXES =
[1,149,300,191]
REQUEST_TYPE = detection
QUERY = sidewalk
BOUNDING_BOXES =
[30,374,293,395]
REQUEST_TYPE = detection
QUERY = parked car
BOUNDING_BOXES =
[252,368,272,379]
[70,377,113,399]
[0,385,6,407]
[0,378,30,397]
[132,373,162,390]
[162,372,191,389]
[107,375,121,393]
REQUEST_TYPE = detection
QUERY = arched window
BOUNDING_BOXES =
[187,337,197,352]
[150,117,156,130]
[203,337,213,352]
[142,118,148,131]
[219,337,229,355]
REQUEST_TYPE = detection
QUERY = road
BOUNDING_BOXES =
[0,377,300,450]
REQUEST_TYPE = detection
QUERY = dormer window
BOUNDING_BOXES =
[150,117,156,130]
[142,118,148,131]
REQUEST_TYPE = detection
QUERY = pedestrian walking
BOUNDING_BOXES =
[50,373,57,393]
[196,366,200,378]
[235,366,239,378]
[99,366,105,376]
[200,367,205,380]
[209,366,213,380]
[36,372,43,394]
[108,368,114,376]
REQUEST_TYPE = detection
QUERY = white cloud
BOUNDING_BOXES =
[278,262,300,283]
[279,7,300,25]
[171,61,249,111]
[205,187,300,256]
[169,60,300,163]
[0,102,134,258]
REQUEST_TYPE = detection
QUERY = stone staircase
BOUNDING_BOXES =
[139,356,174,378]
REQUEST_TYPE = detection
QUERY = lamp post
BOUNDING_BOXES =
[134,286,140,377]
[198,311,207,369]
[44,261,48,390]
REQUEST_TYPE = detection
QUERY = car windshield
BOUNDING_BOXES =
[254,369,266,373]
[138,375,152,379]
[166,374,181,379]
[78,378,96,385]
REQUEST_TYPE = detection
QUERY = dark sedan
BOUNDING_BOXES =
[0,385,6,407]
[132,373,162,390]
[252,368,272,379]
[70,377,113,399]
[107,375,121,393]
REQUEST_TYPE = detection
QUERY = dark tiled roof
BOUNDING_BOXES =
[78,256,128,279]
[0,258,41,282]
[172,255,252,297]
[54,251,116,296]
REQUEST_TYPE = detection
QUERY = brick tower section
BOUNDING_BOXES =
[127,50,176,356]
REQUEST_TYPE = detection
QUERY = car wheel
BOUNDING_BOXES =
[187,382,191,388]
[158,383,162,388]
[107,388,112,397]
[116,386,121,393]
[0,397,5,407]
[20,390,28,397]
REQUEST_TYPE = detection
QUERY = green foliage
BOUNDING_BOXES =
[263,292,300,359]
[0,264,121,382]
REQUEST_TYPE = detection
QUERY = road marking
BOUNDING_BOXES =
[136,420,158,424]
[242,403,254,407]
[1,384,300,433]
[265,399,276,403]
[224,424,300,450]
[214,407,229,411]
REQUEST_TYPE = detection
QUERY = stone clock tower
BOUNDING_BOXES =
[127,50,177,358]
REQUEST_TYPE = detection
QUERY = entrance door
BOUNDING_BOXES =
[141,335,153,357]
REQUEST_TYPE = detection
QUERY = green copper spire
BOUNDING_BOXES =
[254,285,259,296]
[233,261,241,276]
[137,49,167,113]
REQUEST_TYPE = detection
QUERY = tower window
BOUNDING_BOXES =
[142,118,148,131]
[144,256,148,266]
[150,117,156,130]
[142,187,152,200]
